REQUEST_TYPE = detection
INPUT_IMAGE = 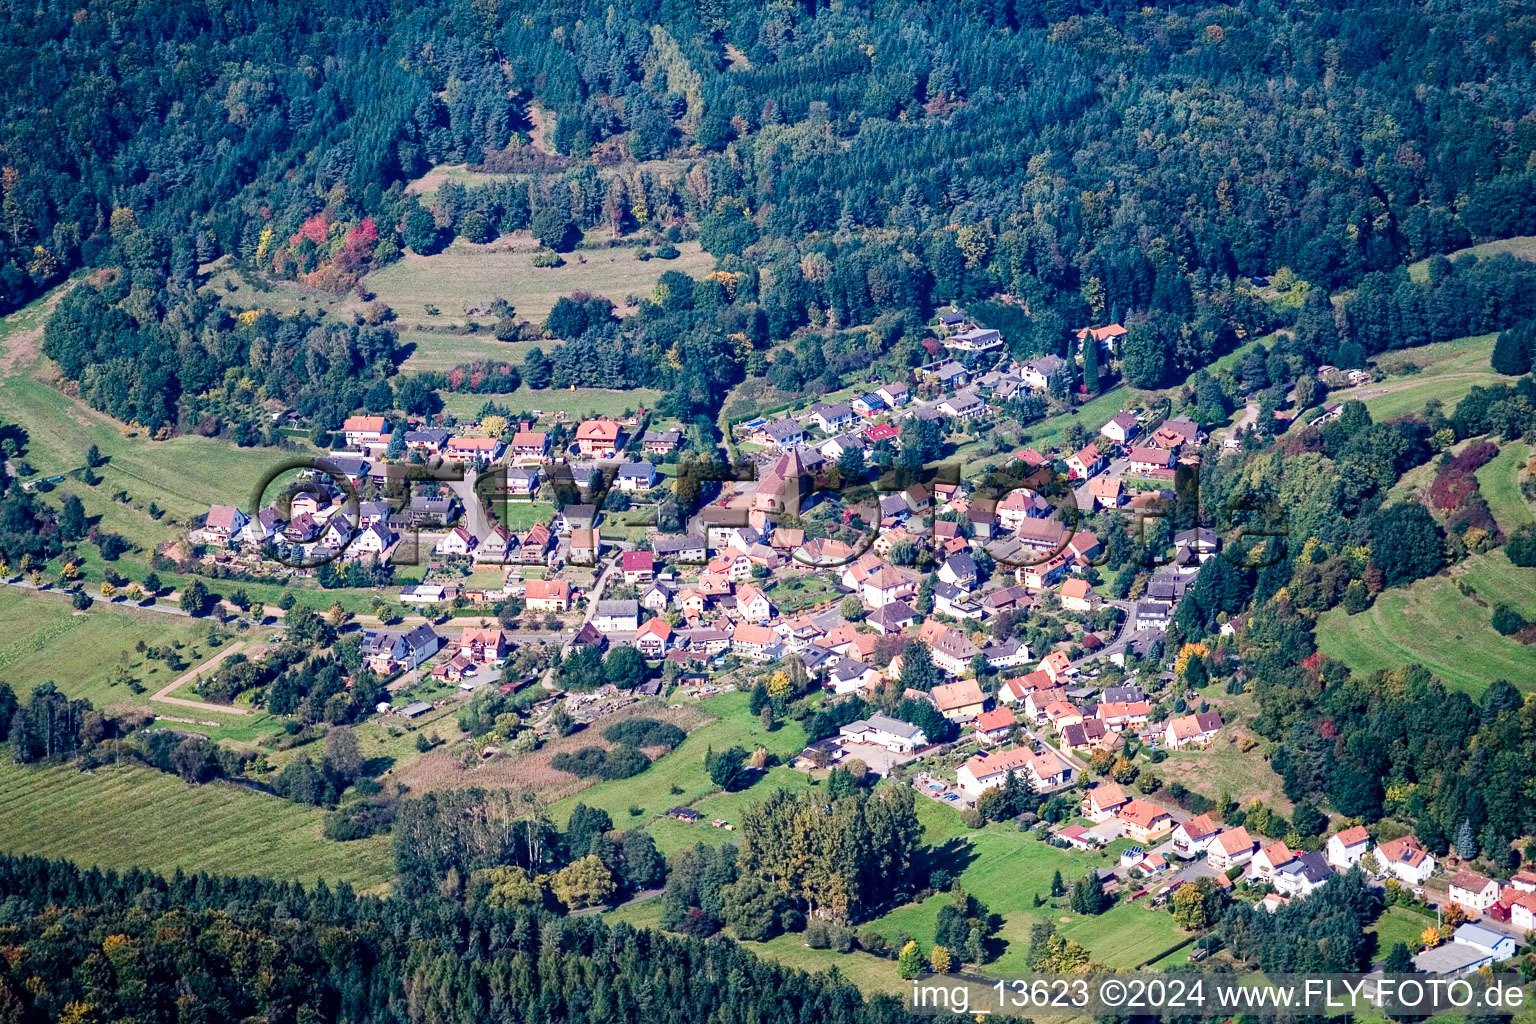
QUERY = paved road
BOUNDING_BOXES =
[447,473,493,540]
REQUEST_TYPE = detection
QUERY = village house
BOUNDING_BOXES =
[1020,355,1066,390]
[1248,841,1297,883]
[616,462,658,492]
[510,431,548,462]
[634,617,671,658]
[862,421,899,444]
[956,746,1074,797]
[641,429,682,454]
[1325,825,1372,871]
[1447,870,1501,915]
[502,466,539,498]
[1096,699,1151,733]
[1087,475,1124,510]
[621,550,655,584]
[1164,710,1224,750]
[1374,835,1436,886]
[201,505,249,544]
[931,360,970,389]
[1206,826,1258,871]
[591,599,640,633]
[1170,814,1221,858]
[458,627,507,665]
[973,707,1016,744]
[342,415,389,449]
[557,528,594,566]
[640,582,672,614]
[1077,323,1127,355]
[469,524,514,565]
[1117,800,1175,844]
[652,534,706,563]
[1099,411,1139,445]
[926,624,982,676]
[524,578,571,612]
[1509,892,1536,933]
[445,436,505,464]
[867,601,917,635]
[930,679,987,721]
[1066,443,1106,480]
[575,418,623,456]
[1083,782,1129,822]
[828,657,880,694]
[675,587,708,619]
[733,583,773,622]
[404,427,451,455]
[408,496,454,526]
[754,418,805,451]
[1273,851,1333,898]
[996,488,1050,529]
[876,381,910,407]
[938,390,987,420]
[1151,416,1203,449]
[731,623,777,660]
[1060,718,1110,750]
[516,522,553,565]
[1127,446,1175,475]
[360,623,440,674]
[947,326,1003,352]
[1038,650,1075,684]
[811,401,857,433]
[1059,577,1094,612]
[839,714,927,754]
[349,521,395,559]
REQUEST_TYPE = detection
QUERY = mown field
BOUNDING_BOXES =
[1332,333,1505,421]
[1318,438,1536,694]
[0,588,221,710]
[0,755,394,888]
[358,240,713,330]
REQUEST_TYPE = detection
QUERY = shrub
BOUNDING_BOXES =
[550,744,651,781]
[601,717,685,749]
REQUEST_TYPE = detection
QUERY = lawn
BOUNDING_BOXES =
[397,329,543,374]
[0,588,226,709]
[357,240,714,331]
[1369,905,1436,961]
[548,691,808,830]
[1317,548,1536,694]
[0,755,393,889]
[1155,727,1293,817]
[438,386,662,421]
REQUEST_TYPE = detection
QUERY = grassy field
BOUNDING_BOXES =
[1320,437,1536,694]
[358,240,713,330]
[1408,236,1536,282]
[1318,547,1536,694]
[0,755,393,888]
[0,588,225,709]
[397,330,544,374]
[1478,441,1533,530]
[1324,334,1504,421]
[439,387,662,421]
[548,691,809,831]
[1369,905,1436,960]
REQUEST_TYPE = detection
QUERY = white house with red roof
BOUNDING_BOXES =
[342,415,389,448]
[575,418,622,456]
[973,707,1016,744]
[1374,835,1435,886]
[621,550,655,584]
[1207,827,1258,870]
[1249,841,1297,882]
[733,583,773,622]
[1448,870,1501,915]
[1083,782,1129,822]
[1171,813,1221,858]
[634,617,672,658]
[1325,825,1372,870]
